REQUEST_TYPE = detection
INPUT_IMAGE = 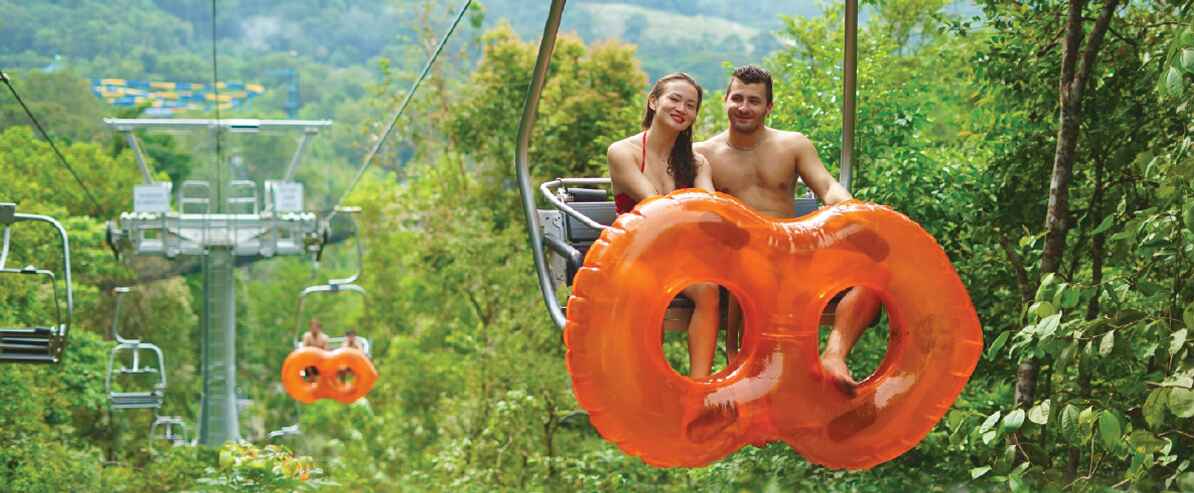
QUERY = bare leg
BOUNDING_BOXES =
[682,283,720,378]
[725,294,742,363]
[820,288,882,394]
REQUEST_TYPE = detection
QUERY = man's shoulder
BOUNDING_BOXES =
[767,128,811,145]
[694,130,729,151]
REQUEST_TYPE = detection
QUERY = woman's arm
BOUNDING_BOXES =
[693,153,715,193]
[608,139,659,201]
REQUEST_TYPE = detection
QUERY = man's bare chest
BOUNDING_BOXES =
[711,152,795,192]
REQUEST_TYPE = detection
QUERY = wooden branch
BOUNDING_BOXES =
[998,230,1034,305]
[1075,0,1121,98]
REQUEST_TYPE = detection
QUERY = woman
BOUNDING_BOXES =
[606,72,719,378]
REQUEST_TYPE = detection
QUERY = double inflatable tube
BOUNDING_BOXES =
[281,346,378,404]
[564,190,983,469]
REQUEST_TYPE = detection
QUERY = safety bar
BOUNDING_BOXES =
[538,177,611,232]
[292,282,368,343]
[514,0,568,329]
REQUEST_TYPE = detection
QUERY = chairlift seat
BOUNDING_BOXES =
[0,326,59,363]
[106,338,168,410]
[110,389,165,410]
[539,185,842,327]
[268,424,301,439]
[118,365,159,375]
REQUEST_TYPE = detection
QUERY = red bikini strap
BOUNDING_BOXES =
[640,132,647,172]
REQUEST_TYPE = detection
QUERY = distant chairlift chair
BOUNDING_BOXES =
[149,414,194,449]
[0,203,74,364]
[105,288,166,410]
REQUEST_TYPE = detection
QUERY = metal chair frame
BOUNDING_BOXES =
[105,287,167,410]
[0,203,73,363]
[149,414,195,449]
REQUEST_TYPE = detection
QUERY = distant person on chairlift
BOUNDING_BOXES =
[338,329,366,383]
[607,72,720,379]
[343,329,364,354]
[301,319,329,381]
[695,64,882,394]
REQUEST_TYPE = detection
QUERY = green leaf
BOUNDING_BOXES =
[1078,406,1096,428]
[1183,201,1194,231]
[1163,371,1194,389]
[1028,399,1050,425]
[1099,331,1115,356]
[1061,404,1080,439]
[987,331,1010,359]
[980,411,1002,433]
[1029,301,1057,319]
[1169,388,1194,418]
[1145,388,1171,430]
[1184,301,1194,331]
[1002,408,1026,432]
[982,429,998,445]
[1167,66,1185,97]
[1038,314,1062,339]
[1183,48,1194,72]
[1126,430,1168,454]
[1098,411,1122,449]
[1091,214,1116,235]
[970,466,992,479]
[1172,329,1188,355]
[1058,287,1080,309]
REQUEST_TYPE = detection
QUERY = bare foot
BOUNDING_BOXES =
[820,356,858,397]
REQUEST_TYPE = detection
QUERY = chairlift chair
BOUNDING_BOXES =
[105,287,167,410]
[515,1,858,330]
[149,414,194,449]
[293,206,370,355]
[0,203,74,364]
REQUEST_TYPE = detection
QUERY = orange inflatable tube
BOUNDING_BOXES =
[564,190,982,470]
[281,347,378,404]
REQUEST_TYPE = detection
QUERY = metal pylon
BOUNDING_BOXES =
[199,246,238,444]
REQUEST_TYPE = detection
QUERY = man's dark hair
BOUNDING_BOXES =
[346,329,357,337]
[727,65,773,105]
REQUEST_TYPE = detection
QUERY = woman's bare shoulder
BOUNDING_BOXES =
[607,133,643,161]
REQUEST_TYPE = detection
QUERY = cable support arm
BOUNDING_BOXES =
[515,0,568,330]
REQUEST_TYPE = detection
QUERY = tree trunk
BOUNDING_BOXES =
[1018,0,1120,409]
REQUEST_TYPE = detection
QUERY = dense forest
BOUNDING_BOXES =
[1,0,1193,491]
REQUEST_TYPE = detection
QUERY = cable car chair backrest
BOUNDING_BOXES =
[105,287,167,410]
[292,282,370,357]
[0,203,74,364]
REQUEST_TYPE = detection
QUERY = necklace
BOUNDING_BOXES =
[726,136,763,152]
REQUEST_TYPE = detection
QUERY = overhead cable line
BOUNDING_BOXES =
[209,0,224,201]
[0,69,105,214]
[330,0,474,217]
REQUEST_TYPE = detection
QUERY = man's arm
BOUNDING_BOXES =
[608,141,659,201]
[792,133,852,205]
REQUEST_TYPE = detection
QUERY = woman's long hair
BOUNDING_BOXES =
[641,73,703,189]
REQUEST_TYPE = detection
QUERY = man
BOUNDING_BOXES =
[301,319,329,350]
[695,65,882,393]
[300,319,329,382]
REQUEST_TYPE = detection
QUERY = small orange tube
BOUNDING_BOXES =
[281,347,325,404]
[564,190,983,470]
[281,347,378,404]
